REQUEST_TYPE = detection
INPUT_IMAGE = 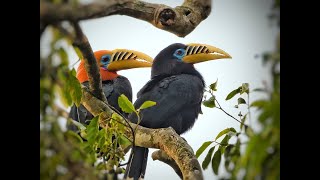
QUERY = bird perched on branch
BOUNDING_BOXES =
[68,49,153,131]
[124,43,231,180]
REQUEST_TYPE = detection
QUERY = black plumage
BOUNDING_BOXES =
[124,43,205,180]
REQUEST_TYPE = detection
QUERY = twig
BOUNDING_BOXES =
[215,98,248,129]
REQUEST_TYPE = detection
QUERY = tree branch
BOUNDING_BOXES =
[81,86,203,180]
[40,0,211,37]
[152,150,183,179]
[71,22,107,102]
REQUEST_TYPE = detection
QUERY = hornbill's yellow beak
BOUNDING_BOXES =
[107,49,153,71]
[182,43,232,64]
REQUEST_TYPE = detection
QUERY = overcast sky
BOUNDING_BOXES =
[41,0,278,179]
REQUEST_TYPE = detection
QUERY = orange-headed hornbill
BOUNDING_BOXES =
[124,43,231,179]
[68,49,153,131]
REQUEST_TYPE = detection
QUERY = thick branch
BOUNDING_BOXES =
[40,0,211,37]
[81,87,203,180]
[72,22,107,102]
[152,150,183,179]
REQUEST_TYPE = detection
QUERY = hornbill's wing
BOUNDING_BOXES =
[130,74,204,135]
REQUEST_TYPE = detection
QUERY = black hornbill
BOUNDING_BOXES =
[68,49,153,131]
[124,43,231,179]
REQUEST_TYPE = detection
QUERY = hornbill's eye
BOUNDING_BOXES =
[173,48,186,60]
[101,55,111,63]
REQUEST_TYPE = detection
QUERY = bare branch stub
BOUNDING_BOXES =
[40,0,212,37]
[153,0,211,37]
[152,150,183,179]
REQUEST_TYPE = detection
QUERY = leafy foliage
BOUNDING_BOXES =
[41,27,156,179]
[197,1,279,179]
[41,26,106,179]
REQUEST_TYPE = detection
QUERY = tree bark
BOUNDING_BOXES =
[40,0,211,37]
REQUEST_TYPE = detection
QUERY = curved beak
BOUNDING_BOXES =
[183,43,232,64]
[107,49,153,71]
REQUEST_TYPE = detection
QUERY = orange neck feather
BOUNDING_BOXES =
[76,62,118,83]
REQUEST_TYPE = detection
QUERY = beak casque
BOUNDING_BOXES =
[107,49,153,71]
[182,43,232,64]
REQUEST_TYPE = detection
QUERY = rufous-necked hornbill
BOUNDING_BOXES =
[68,49,153,131]
[124,43,231,180]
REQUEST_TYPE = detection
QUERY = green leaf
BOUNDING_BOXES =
[58,47,69,66]
[224,144,234,158]
[225,88,240,100]
[209,79,218,91]
[250,100,267,109]
[111,112,122,121]
[196,141,213,158]
[73,47,83,59]
[245,126,255,137]
[234,139,241,156]
[98,131,106,148]
[119,135,131,147]
[212,148,222,175]
[215,128,236,141]
[70,119,86,131]
[219,135,231,154]
[59,81,72,107]
[138,101,156,110]
[86,116,99,145]
[240,83,249,94]
[202,146,215,169]
[203,97,216,108]
[70,68,77,76]
[69,70,82,107]
[237,97,246,105]
[65,130,83,143]
[220,135,231,146]
[118,94,135,113]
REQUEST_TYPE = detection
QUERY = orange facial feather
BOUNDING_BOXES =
[76,50,119,83]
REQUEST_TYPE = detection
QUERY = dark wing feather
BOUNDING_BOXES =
[129,74,204,135]
[107,76,132,118]
[137,74,171,98]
